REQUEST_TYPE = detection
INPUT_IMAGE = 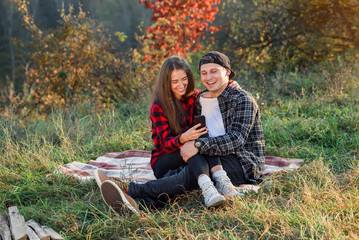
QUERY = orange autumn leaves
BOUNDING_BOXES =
[139,0,221,64]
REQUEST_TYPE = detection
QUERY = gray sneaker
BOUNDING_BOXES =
[215,175,243,198]
[100,180,140,216]
[201,181,226,208]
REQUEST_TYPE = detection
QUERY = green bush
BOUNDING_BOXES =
[11,1,150,116]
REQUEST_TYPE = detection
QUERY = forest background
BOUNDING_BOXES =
[0,0,358,239]
[1,0,358,113]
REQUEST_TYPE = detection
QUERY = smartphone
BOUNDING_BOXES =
[194,115,206,129]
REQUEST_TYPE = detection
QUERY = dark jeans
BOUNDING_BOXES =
[152,150,221,179]
[127,154,249,210]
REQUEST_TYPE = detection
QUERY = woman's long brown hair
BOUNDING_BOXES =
[151,56,195,135]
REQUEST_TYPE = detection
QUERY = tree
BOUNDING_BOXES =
[0,0,22,93]
[84,0,152,50]
[290,0,359,55]
[138,0,222,65]
[220,0,359,72]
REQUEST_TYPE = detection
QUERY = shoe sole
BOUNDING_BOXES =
[100,180,140,216]
[94,169,110,188]
[206,195,226,208]
[220,189,245,198]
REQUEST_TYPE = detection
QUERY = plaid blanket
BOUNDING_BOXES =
[59,150,302,192]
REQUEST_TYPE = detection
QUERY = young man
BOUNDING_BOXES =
[98,51,265,216]
[181,51,265,186]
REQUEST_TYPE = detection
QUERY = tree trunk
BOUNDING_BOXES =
[7,0,15,97]
[8,27,15,87]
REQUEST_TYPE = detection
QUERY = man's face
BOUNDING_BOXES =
[200,63,229,96]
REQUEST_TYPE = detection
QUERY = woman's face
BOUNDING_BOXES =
[170,69,188,100]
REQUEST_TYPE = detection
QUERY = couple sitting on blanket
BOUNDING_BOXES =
[94,51,265,216]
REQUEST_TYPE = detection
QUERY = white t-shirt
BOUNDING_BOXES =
[199,96,226,137]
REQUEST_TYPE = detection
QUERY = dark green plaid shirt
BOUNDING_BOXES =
[195,85,265,182]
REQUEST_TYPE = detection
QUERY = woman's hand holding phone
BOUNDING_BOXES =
[179,123,207,144]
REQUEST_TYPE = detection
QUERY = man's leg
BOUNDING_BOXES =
[100,166,197,213]
[127,164,198,209]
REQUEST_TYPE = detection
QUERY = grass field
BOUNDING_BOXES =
[1,84,358,239]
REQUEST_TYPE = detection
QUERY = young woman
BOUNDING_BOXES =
[150,56,204,179]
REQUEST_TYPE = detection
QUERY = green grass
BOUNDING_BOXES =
[0,90,358,239]
[263,96,359,173]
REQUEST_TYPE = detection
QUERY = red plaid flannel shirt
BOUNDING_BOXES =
[150,90,200,167]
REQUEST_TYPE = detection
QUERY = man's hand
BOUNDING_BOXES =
[180,141,198,162]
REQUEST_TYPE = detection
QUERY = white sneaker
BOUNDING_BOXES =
[215,174,242,198]
[201,181,226,208]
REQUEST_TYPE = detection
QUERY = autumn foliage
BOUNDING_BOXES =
[139,0,221,65]
[5,0,359,116]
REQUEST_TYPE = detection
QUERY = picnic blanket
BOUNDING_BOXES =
[59,150,303,189]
